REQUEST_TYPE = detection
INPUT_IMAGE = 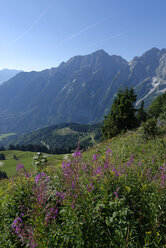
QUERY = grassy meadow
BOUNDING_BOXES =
[0,133,15,141]
[0,150,65,177]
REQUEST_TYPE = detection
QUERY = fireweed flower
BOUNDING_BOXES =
[86,184,94,193]
[72,181,75,189]
[96,166,102,175]
[35,172,46,183]
[16,164,24,171]
[112,168,119,176]
[11,217,23,234]
[62,161,65,168]
[45,207,59,223]
[138,161,143,166]
[82,164,88,171]
[104,161,109,169]
[35,174,41,183]
[62,161,71,169]
[106,148,112,155]
[92,154,98,161]
[73,150,82,158]
[159,164,166,186]
[26,173,31,178]
[114,191,119,199]
[56,191,66,199]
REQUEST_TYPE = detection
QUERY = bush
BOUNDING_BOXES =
[0,170,8,179]
[141,118,158,139]
[0,153,5,160]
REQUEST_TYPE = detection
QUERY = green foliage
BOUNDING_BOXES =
[0,128,166,247]
[0,150,63,178]
[3,123,102,154]
[0,170,8,179]
[33,152,47,173]
[159,104,166,122]
[102,87,137,138]
[140,118,158,140]
[136,100,147,125]
[148,91,166,118]
[0,152,5,160]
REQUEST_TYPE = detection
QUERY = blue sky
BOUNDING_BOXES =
[0,0,166,71]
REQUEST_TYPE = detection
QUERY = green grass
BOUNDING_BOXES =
[1,128,165,178]
[0,150,65,177]
[0,133,15,141]
[55,127,78,135]
[83,128,166,168]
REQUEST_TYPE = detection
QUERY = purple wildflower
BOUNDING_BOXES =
[92,154,98,161]
[56,191,66,199]
[96,166,102,175]
[112,168,119,176]
[35,174,41,183]
[73,150,82,158]
[16,164,24,171]
[11,217,23,234]
[35,172,46,183]
[138,161,143,166]
[106,148,112,155]
[114,191,119,199]
[104,162,109,169]
[86,184,94,193]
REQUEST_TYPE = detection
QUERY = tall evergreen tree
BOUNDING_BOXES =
[102,87,137,138]
[136,100,147,126]
[148,92,166,118]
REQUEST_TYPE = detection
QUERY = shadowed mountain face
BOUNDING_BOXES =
[0,48,165,133]
[0,69,22,85]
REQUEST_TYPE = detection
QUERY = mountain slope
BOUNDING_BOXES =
[0,48,165,133]
[0,69,22,85]
[1,123,102,153]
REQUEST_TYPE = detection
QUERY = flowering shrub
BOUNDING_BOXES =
[0,135,166,247]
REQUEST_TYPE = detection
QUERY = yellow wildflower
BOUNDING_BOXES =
[125,186,131,192]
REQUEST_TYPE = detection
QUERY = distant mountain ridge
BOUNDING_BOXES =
[0,69,22,85]
[0,48,165,133]
[1,123,102,153]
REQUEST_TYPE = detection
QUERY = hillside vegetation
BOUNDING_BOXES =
[0,124,166,247]
[0,150,64,178]
[1,123,102,154]
[0,91,166,247]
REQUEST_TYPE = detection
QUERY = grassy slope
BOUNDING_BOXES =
[0,133,15,141]
[83,129,166,169]
[0,150,65,177]
[1,127,165,178]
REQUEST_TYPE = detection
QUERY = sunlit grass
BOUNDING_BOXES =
[0,133,15,141]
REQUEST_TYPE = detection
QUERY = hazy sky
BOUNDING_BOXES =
[0,0,166,71]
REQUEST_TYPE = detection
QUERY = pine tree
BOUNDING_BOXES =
[136,100,147,126]
[102,87,137,138]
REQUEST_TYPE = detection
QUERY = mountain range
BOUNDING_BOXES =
[0,69,22,85]
[0,47,166,134]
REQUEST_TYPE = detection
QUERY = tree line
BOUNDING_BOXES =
[102,87,166,139]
